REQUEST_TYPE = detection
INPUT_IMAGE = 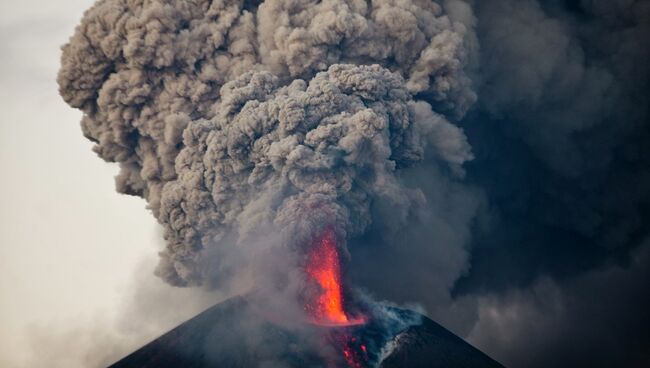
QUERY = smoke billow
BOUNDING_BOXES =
[453,1,650,367]
[156,63,471,287]
[58,0,474,289]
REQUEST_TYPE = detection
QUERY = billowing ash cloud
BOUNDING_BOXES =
[156,64,470,286]
[58,0,474,288]
[453,1,650,367]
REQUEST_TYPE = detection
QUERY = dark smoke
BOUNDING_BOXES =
[58,0,650,367]
[455,0,650,367]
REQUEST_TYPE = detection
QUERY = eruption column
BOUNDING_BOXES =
[304,227,369,367]
[305,227,349,325]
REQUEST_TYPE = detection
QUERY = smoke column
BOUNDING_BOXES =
[58,0,473,292]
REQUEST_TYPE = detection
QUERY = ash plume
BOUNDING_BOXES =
[58,0,474,289]
[157,63,470,287]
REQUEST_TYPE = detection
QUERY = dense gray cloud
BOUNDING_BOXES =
[457,0,650,304]
[58,0,475,216]
[58,0,476,291]
[452,0,650,366]
[155,64,471,286]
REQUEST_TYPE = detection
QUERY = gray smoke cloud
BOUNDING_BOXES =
[58,0,474,289]
[156,63,471,286]
[453,0,650,366]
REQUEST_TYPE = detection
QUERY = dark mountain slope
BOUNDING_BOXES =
[109,296,503,368]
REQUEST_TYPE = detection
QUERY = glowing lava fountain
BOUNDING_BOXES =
[305,227,365,325]
[304,227,368,367]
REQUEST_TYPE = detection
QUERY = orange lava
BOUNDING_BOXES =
[341,337,368,368]
[305,227,349,324]
[304,227,369,368]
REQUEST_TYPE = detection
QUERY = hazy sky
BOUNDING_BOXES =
[0,1,168,366]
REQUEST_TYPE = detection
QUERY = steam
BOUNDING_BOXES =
[58,0,474,289]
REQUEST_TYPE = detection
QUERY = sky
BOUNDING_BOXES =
[0,1,216,366]
[1,1,649,367]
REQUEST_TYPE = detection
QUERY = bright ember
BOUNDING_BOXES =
[304,227,369,367]
[305,227,349,324]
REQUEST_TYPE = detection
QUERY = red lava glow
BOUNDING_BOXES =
[305,227,352,325]
[339,336,369,368]
[304,227,369,367]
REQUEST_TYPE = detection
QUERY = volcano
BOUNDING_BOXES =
[108,295,503,368]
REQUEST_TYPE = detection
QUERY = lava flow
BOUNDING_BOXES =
[304,227,368,367]
[305,227,349,324]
